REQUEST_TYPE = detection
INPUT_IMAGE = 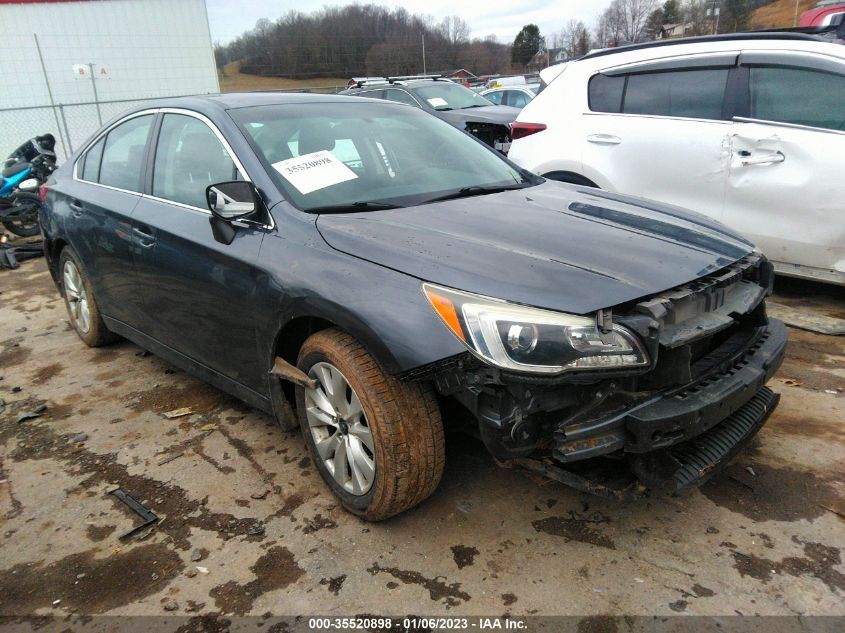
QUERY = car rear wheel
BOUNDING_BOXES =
[59,247,117,347]
[295,328,445,520]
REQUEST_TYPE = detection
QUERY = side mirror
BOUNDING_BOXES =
[206,181,262,245]
[206,181,259,220]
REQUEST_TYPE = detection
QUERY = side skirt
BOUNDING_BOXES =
[102,316,272,414]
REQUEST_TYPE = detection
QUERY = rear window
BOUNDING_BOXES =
[81,137,105,182]
[98,115,153,192]
[588,74,625,113]
[589,68,729,121]
[624,69,728,120]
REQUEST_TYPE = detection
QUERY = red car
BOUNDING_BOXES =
[800,1,845,27]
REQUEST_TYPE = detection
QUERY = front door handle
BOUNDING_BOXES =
[587,134,622,145]
[738,150,785,166]
[69,200,84,217]
[133,225,156,248]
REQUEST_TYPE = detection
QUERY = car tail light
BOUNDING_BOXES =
[510,122,547,140]
[38,184,49,202]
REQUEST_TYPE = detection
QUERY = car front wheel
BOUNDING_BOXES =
[295,328,444,520]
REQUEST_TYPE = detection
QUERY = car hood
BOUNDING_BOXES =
[437,105,520,126]
[315,181,754,314]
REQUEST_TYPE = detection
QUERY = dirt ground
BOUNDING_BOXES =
[218,61,348,94]
[0,258,843,620]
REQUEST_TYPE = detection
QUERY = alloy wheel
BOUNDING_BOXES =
[304,362,375,495]
[63,260,91,334]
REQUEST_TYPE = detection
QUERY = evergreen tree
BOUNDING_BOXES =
[512,24,544,65]
[662,0,681,23]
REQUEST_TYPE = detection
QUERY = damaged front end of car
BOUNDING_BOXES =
[407,252,787,498]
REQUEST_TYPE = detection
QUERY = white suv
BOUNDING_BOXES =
[509,33,845,285]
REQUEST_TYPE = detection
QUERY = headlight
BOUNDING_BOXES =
[423,283,649,374]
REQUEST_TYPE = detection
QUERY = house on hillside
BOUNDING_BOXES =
[548,47,569,64]
[435,69,477,81]
[657,22,693,39]
[655,22,695,40]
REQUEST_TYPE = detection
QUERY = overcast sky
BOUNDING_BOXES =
[206,0,610,45]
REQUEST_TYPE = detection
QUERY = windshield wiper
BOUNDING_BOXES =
[308,201,404,214]
[419,183,532,204]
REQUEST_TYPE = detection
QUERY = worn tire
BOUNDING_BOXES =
[58,247,118,347]
[295,328,445,521]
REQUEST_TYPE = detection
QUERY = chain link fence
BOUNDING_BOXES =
[0,2,221,162]
[1,97,165,162]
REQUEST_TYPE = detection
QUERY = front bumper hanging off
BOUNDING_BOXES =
[555,320,787,462]
[518,319,788,498]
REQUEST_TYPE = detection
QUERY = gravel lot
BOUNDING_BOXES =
[1,259,843,620]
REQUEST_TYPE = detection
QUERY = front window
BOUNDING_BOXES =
[411,82,493,111]
[485,91,504,105]
[152,114,239,208]
[231,102,533,212]
[749,66,845,131]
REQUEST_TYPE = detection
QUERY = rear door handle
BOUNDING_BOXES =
[69,199,84,217]
[133,225,156,248]
[738,150,785,166]
[587,134,622,145]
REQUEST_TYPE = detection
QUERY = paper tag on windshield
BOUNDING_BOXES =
[426,97,448,108]
[272,150,357,195]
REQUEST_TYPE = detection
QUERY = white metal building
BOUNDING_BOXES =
[0,0,219,160]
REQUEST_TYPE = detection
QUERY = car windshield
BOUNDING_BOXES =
[528,84,541,95]
[411,82,494,111]
[231,102,534,212]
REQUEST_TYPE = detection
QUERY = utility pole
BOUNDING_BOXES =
[711,1,720,35]
[88,62,102,126]
[793,0,801,26]
[422,33,426,74]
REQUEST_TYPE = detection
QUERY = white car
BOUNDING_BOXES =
[509,33,845,285]
[481,84,540,109]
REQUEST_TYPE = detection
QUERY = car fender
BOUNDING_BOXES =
[256,216,467,383]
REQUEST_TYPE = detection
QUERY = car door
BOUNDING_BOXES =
[581,53,739,221]
[62,112,155,326]
[724,50,845,281]
[130,110,268,391]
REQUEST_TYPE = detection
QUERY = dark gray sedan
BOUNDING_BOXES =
[40,93,786,520]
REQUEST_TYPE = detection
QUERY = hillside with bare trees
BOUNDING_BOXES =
[214,5,513,80]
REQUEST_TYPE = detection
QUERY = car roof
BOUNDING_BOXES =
[137,92,367,114]
[485,85,535,91]
[577,32,845,65]
[348,78,456,90]
[579,32,822,61]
